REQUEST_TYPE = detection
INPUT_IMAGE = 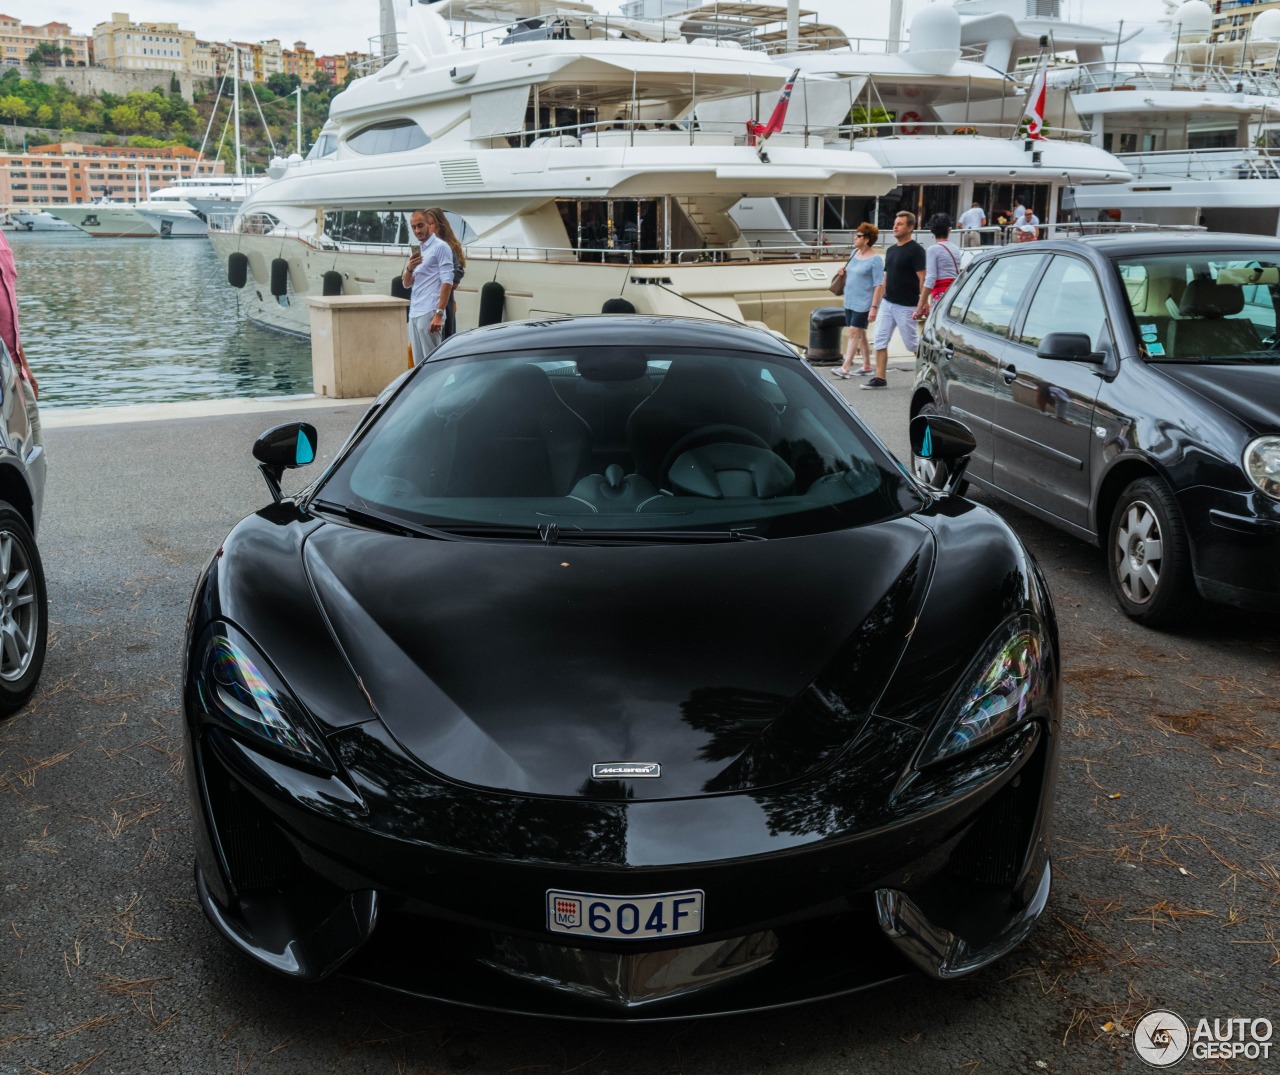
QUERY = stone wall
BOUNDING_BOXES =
[27,66,207,103]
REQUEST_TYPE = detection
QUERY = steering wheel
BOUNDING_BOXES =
[658,424,772,489]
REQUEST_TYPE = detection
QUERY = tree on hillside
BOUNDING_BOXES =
[109,102,141,133]
[59,101,81,128]
[82,100,104,130]
[0,94,29,134]
[27,42,71,77]
[266,72,301,97]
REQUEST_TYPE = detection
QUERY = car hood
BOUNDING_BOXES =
[301,520,935,800]
[1156,362,1280,434]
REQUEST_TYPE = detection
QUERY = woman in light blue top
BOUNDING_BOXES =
[833,222,885,378]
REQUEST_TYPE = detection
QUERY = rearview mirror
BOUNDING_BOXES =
[909,413,976,494]
[253,422,317,502]
[1037,332,1105,363]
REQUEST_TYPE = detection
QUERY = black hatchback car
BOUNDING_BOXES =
[911,233,1280,628]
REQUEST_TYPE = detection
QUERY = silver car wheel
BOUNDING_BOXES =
[0,529,39,681]
[1113,498,1163,605]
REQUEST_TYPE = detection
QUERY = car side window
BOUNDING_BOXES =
[942,261,988,324]
[962,255,1042,339]
[1020,256,1109,351]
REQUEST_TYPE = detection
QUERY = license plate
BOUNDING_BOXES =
[546,889,704,940]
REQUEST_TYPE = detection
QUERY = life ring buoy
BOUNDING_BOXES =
[900,111,923,136]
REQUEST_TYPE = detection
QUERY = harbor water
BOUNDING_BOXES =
[7,230,313,410]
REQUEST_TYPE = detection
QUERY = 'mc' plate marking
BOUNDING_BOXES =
[546,889,704,940]
[592,762,661,779]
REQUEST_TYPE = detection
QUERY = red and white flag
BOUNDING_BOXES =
[747,68,800,145]
[1023,60,1048,140]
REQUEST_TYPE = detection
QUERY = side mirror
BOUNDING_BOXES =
[1037,331,1105,363]
[909,413,976,494]
[252,422,317,503]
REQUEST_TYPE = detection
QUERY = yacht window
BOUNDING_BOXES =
[307,133,337,159]
[347,120,430,156]
[322,210,476,247]
[324,210,414,246]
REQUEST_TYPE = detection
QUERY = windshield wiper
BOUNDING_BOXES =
[549,527,766,545]
[307,503,765,544]
[309,499,455,539]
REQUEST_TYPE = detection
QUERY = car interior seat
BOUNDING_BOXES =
[1168,279,1259,358]
[445,364,592,496]
[626,361,781,486]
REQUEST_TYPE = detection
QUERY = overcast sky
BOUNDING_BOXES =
[37,0,1175,61]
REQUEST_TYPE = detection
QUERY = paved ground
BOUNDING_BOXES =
[2,375,1277,1075]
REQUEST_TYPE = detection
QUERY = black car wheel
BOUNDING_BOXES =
[912,402,967,495]
[0,502,47,716]
[1107,478,1195,628]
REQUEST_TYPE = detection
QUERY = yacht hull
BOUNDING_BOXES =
[44,205,158,238]
[135,208,209,238]
[209,231,849,344]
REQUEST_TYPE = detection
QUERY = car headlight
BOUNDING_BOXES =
[196,626,335,771]
[918,614,1051,766]
[1244,436,1280,500]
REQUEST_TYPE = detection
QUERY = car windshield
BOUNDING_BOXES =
[314,345,922,540]
[1114,251,1280,363]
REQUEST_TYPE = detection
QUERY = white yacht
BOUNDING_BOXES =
[42,173,257,238]
[43,196,158,237]
[678,2,1132,247]
[1055,0,1280,234]
[139,176,270,236]
[7,209,78,232]
[208,0,897,340]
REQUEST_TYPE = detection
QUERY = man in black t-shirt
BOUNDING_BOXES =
[863,211,926,389]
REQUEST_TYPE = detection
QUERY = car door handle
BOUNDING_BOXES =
[941,342,954,359]
[1002,364,1017,384]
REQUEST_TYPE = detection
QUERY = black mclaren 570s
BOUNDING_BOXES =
[183,315,1061,1020]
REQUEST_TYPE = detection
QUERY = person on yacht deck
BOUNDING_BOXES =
[958,201,986,247]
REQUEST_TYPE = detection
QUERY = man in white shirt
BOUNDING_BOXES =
[402,209,455,364]
[958,201,986,247]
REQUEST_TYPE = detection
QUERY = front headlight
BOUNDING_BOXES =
[196,626,335,771]
[918,614,1051,766]
[1244,436,1280,500]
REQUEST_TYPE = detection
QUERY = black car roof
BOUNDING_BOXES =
[432,315,802,360]
[995,231,1280,260]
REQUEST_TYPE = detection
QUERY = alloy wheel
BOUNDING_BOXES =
[1113,498,1163,605]
[0,529,39,681]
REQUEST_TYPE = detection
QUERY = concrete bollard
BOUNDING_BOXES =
[307,295,410,398]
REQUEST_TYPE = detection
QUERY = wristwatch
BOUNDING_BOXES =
[432,308,445,317]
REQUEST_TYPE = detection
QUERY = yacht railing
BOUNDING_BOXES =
[354,32,406,75]
[210,217,1198,261]
[1116,146,1280,182]
[832,119,1094,144]
[495,116,1094,147]
[1062,60,1280,98]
